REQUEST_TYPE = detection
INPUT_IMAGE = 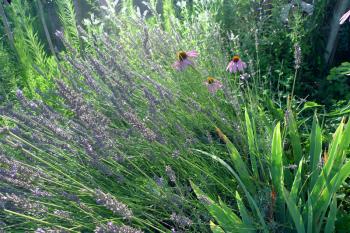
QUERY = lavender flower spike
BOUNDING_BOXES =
[172,50,199,71]
[95,222,144,233]
[170,212,193,228]
[95,189,133,219]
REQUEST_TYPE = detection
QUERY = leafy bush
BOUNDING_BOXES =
[325,62,350,102]
[0,1,260,231]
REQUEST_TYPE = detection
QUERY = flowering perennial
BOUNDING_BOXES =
[172,50,198,71]
[226,55,247,73]
[204,77,223,94]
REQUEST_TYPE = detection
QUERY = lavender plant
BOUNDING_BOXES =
[0,0,264,232]
[2,0,348,233]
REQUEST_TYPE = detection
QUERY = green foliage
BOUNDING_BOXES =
[162,0,175,31]
[309,115,322,190]
[286,109,303,164]
[3,0,58,96]
[271,122,285,223]
[283,187,305,233]
[192,113,350,232]
[0,43,18,100]
[0,0,350,232]
[56,0,80,50]
[325,62,350,103]
[191,181,254,233]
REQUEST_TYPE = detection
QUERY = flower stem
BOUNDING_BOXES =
[290,69,298,107]
[4,209,78,232]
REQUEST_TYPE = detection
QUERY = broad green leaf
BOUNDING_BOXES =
[309,120,350,222]
[283,188,306,233]
[313,160,350,222]
[309,114,322,190]
[290,158,303,203]
[310,122,344,209]
[286,110,302,163]
[245,108,259,179]
[330,120,350,178]
[324,196,337,233]
[190,181,246,233]
[271,122,285,221]
[193,149,269,233]
[323,121,344,179]
[218,197,244,223]
[235,191,253,227]
[306,197,313,233]
[210,221,225,233]
[302,101,322,110]
[215,127,255,194]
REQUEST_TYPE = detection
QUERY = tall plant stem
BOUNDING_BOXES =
[35,0,59,64]
[4,209,78,232]
[0,3,16,53]
[290,69,298,108]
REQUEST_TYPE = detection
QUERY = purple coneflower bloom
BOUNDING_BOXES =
[204,77,223,94]
[340,9,350,24]
[172,50,198,71]
[226,55,247,73]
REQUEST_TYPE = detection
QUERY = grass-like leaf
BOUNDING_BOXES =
[245,108,259,179]
[235,191,253,227]
[283,187,306,233]
[194,149,269,233]
[309,114,322,190]
[324,196,337,233]
[286,109,302,164]
[290,158,303,203]
[271,122,285,222]
[210,221,225,233]
[215,127,255,194]
[190,181,252,233]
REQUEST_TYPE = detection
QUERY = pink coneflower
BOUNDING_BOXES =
[172,50,198,71]
[340,9,350,24]
[204,77,223,94]
[226,55,247,73]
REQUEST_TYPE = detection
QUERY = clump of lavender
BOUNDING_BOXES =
[53,210,71,219]
[0,193,47,215]
[0,153,50,197]
[294,43,302,70]
[56,80,112,147]
[165,165,176,183]
[154,175,165,187]
[122,111,157,142]
[170,212,193,228]
[284,164,298,170]
[95,189,133,219]
[172,149,180,158]
[0,0,250,232]
[95,222,144,233]
[35,228,65,233]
